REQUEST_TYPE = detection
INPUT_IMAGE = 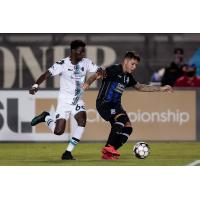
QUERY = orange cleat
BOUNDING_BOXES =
[102,145,120,156]
[101,151,119,160]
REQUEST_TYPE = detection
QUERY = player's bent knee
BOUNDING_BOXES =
[110,114,129,133]
[77,120,86,127]
[123,127,133,136]
[112,124,123,134]
[54,129,64,135]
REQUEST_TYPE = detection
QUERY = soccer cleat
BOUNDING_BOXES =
[61,151,76,160]
[102,151,119,160]
[102,145,120,156]
[31,111,50,126]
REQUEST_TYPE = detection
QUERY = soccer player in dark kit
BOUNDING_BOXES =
[84,51,173,160]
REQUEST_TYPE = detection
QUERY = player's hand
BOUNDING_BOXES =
[29,84,39,95]
[96,68,107,79]
[160,85,173,93]
[82,83,89,90]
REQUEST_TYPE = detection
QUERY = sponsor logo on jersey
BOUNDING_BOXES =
[114,83,125,93]
[71,75,83,80]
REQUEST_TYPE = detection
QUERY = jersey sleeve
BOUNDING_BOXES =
[127,75,138,87]
[87,59,99,73]
[48,60,64,76]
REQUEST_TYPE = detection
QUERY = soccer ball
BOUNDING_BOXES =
[133,142,150,159]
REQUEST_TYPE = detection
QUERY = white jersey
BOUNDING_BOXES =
[48,57,99,105]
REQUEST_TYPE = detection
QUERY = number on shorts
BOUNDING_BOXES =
[75,104,85,111]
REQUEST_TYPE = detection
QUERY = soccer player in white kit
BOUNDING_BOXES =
[29,40,101,160]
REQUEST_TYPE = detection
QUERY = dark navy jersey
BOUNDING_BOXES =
[97,64,137,103]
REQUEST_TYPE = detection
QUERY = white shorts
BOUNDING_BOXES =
[55,98,86,120]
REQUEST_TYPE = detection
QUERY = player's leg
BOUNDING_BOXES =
[35,96,67,135]
[59,116,76,160]
[44,99,75,160]
[114,121,133,150]
[54,118,66,135]
[96,102,122,159]
[54,116,76,160]
[105,113,128,149]
[65,111,86,153]
[103,107,132,158]
[106,113,132,150]
[31,111,50,126]
[62,101,86,160]
[44,98,68,136]
[101,114,128,160]
[31,109,67,135]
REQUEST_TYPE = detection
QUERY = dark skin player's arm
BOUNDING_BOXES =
[82,73,100,90]
[82,69,106,90]
[29,70,51,95]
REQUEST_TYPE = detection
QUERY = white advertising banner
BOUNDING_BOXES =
[83,90,196,141]
[0,91,70,141]
[0,90,197,141]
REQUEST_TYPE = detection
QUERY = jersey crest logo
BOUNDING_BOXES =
[111,109,116,115]
[74,66,79,70]
[126,77,129,83]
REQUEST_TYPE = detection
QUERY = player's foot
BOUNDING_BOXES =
[31,111,50,126]
[102,145,120,156]
[61,151,76,160]
[102,151,119,160]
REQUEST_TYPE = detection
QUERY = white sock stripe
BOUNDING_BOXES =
[45,115,52,122]
[122,133,129,137]
[72,137,80,142]
[116,132,129,137]
[47,119,53,126]
[66,126,83,152]
[45,117,55,132]
[115,122,124,127]
[70,139,79,145]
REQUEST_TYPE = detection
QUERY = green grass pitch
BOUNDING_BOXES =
[0,142,200,166]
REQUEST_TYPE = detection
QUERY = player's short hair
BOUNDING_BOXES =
[70,40,86,50]
[124,51,140,62]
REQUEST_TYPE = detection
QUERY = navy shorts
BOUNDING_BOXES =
[96,100,128,123]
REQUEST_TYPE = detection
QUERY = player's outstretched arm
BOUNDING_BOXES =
[82,73,100,90]
[29,71,51,95]
[160,85,173,92]
[82,69,106,90]
[134,82,173,92]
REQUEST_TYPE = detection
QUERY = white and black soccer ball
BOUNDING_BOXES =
[133,142,150,159]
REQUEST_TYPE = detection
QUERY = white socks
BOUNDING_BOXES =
[45,115,85,153]
[72,126,84,140]
[66,126,84,152]
[45,115,55,132]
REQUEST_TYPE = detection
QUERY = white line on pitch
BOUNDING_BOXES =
[187,160,200,166]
